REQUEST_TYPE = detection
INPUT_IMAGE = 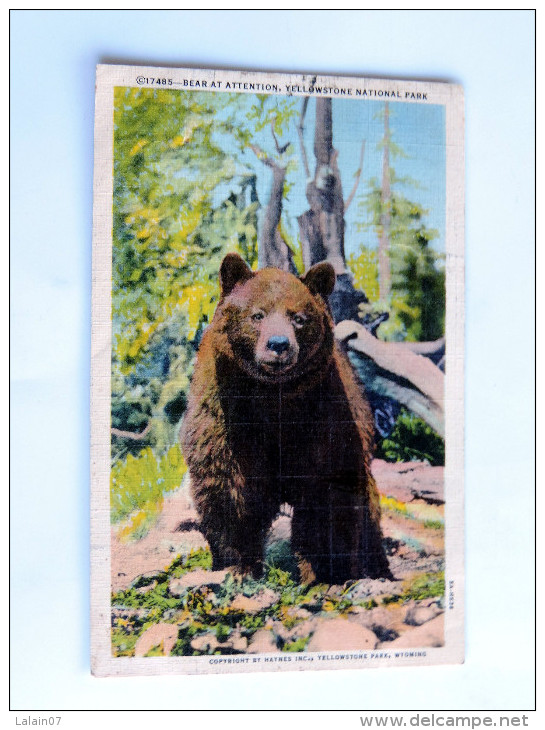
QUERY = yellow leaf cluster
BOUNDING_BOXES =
[380,495,408,514]
[391,294,420,320]
[347,249,380,302]
[125,207,164,242]
[116,277,217,365]
[126,321,159,360]
[111,446,187,532]
[178,208,202,242]
[116,501,162,543]
[170,119,200,149]
[129,139,148,156]
[179,283,217,339]
[163,251,188,268]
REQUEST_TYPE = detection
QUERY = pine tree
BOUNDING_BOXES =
[357,103,445,342]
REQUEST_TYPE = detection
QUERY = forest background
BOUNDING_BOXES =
[111,87,447,539]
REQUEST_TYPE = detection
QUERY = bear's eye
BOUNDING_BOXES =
[251,311,264,322]
[292,313,307,327]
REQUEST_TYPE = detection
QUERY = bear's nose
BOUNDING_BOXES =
[266,336,290,355]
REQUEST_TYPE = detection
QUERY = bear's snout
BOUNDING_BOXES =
[266,336,290,355]
[257,331,298,371]
[253,312,300,377]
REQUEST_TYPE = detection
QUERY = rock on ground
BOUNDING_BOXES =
[229,589,280,613]
[307,618,378,651]
[372,459,444,504]
[168,568,232,595]
[404,603,443,627]
[247,630,279,654]
[190,631,248,654]
[379,614,444,648]
[134,623,179,657]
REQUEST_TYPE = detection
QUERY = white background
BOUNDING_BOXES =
[10,9,535,712]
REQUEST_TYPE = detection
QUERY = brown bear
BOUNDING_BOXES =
[180,253,391,584]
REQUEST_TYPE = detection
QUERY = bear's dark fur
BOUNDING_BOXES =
[180,253,391,584]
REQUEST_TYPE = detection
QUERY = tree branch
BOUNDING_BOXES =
[297,96,311,179]
[270,119,290,155]
[344,140,366,212]
[111,422,152,441]
[248,143,276,169]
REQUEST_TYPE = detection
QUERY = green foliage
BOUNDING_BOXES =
[402,572,445,602]
[282,636,311,652]
[245,95,299,139]
[111,87,264,475]
[167,547,213,578]
[265,538,300,580]
[347,246,380,302]
[111,374,153,440]
[110,446,187,534]
[112,577,180,614]
[423,519,444,530]
[322,595,354,614]
[265,565,296,590]
[356,184,445,341]
[390,212,445,342]
[111,627,139,657]
[215,623,232,642]
[170,624,206,657]
[354,104,445,342]
[240,613,265,633]
[376,408,444,465]
[113,88,233,368]
[180,589,215,617]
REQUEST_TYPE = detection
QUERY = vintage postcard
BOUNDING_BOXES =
[91,64,464,676]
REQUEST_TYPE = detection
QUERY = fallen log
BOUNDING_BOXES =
[335,320,445,437]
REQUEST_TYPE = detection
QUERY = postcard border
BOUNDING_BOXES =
[90,64,465,677]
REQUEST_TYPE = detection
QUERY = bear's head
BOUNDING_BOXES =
[215,253,336,384]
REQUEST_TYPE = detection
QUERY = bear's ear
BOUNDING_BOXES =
[301,262,336,298]
[219,253,254,298]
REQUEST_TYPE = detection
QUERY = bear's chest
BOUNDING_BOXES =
[220,385,360,480]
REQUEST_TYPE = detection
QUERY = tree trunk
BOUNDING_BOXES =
[299,98,345,273]
[258,163,296,273]
[297,97,367,322]
[378,102,392,301]
[250,139,296,274]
